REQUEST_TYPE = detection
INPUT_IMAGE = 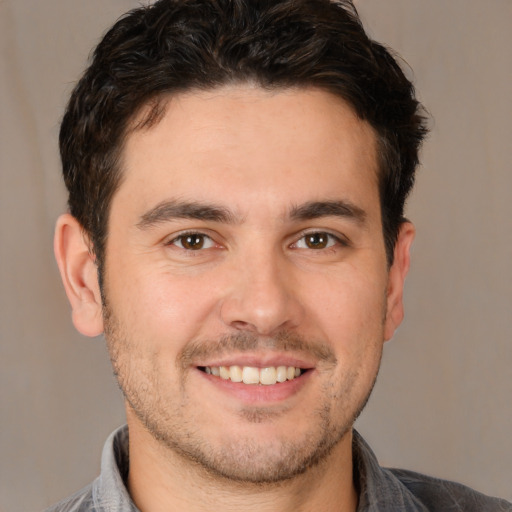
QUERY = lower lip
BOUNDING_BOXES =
[196,369,312,404]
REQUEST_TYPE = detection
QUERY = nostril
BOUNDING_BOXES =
[219,285,304,336]
[230,320,256,331]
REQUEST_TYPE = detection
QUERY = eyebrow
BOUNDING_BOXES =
[137,198,367,230]
[289,200,367,224]
[137,199,238,229]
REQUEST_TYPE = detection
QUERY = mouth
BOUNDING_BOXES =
[198,365,306,385]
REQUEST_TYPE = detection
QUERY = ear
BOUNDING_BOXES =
[383,222,415,341]
[54,213,104,337]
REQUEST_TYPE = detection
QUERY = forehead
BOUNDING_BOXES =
[117,85,379,220]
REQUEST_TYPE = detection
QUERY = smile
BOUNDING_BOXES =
[199,365,303,385]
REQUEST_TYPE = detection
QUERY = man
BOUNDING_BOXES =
[48,0,511,510]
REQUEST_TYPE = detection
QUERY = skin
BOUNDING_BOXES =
[55,85,414,512]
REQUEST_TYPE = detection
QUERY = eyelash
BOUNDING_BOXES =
[166,231,216,251]
[292,230,349,251]
[166,230,349,252]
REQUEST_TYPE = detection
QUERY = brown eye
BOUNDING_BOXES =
[304,232,330,249]
[173,233,213,250]
[181,234,204,250]
[293,232,342,250]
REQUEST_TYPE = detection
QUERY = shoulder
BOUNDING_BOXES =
[352,430,511,511]
[388,467,512,512]
[43,483,96,512]
[43,425,137,512]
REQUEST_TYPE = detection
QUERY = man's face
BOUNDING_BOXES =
[100,86,409,482]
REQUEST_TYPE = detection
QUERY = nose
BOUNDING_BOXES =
[219,249,304,336]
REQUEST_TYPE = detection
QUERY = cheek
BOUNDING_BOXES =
[108,265,223,348]
[304,266,387,340]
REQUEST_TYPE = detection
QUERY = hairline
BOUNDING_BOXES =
[92,81,396,283]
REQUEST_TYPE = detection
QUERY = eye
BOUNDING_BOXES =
[170,233,215,250]
[294,232,341,250]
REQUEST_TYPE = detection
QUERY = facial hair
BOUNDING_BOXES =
[103,302,382,485]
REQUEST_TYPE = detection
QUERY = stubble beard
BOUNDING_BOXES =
[103,301,382,485]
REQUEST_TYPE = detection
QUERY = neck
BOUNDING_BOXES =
[126,420,358,512]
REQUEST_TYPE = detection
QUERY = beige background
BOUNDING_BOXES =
[1,1,511,510]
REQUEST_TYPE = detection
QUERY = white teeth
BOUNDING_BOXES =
[203,365,303,385]
[276,366,287,383]
[260,367,277,385]
[242,366,260,384]
[230,365,243,382]
[219,366,230,380]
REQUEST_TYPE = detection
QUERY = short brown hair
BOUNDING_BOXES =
[60,0,428,271]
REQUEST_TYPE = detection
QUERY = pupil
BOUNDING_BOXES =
[184,235,203,249]
[307,233,327,249]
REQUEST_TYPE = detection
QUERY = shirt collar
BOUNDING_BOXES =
[93,425,424,512]
[353,430,426,511]
[92,425,139,512]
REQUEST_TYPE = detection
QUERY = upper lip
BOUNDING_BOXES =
[194,352,316,370]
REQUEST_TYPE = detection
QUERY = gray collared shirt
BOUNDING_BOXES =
[45,425,511,512]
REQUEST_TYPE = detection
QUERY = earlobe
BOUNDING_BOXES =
[54,213,104,337]
[383,222,415,341]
